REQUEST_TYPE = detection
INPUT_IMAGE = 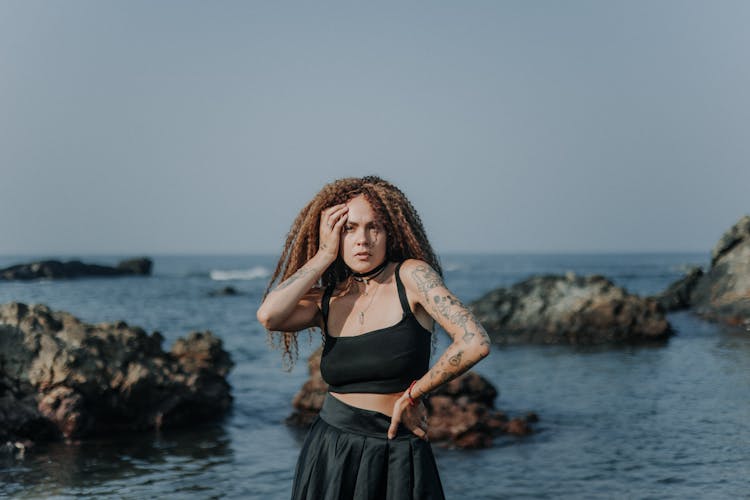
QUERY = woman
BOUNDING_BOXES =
[257,176,491,500]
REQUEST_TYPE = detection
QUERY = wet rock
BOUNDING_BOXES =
[471,273,672,345]
[505,418,532,436]
[425,373,511,448]
[116,258,152,275]
[689,215,750,324]
[653,266,704,311]
[0,391,60,443]
[0,440,33,459]
[208,286,240,297]
[286,347,328,427]
[286,349,535,448]
[0,258,152,280]
[0,302,233,444]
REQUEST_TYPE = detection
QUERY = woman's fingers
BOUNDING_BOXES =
[388,397,407,439]
[322,204,348,231]
[318,204,348,258]
[387,412,401,440]
[389,397,430,441]
[412,426,428,441]
[332,211,348,230]
[329,207,348,229]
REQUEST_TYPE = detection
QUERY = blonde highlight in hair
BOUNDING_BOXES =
[263,175,442,370]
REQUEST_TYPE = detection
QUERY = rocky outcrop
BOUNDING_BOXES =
[286,348,535,449]
[425,372,535,448]
[0,258,152,280]
[471,273,672,345]
[286,347,328,428]
[689,216,750,325]
[0,302,232,445]
[654,266,704,312]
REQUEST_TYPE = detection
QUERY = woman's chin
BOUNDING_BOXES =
[346,256,385,273]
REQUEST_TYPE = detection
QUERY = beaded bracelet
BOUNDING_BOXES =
[407,380,420,407]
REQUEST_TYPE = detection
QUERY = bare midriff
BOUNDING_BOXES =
[329,391,403,417]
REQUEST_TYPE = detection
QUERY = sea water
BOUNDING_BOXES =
[1,253,748,499]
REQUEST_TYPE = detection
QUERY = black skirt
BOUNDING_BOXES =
[291,393,446,500]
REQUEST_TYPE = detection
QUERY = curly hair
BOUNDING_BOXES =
[263,175,442,370]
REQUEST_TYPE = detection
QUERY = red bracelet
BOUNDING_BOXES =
[407,380,419,407]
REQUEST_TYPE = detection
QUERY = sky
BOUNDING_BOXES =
[1,1,748,255]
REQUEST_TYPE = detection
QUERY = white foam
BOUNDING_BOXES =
[210,266,270,281]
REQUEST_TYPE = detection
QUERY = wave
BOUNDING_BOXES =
[210,266,270,281]
[443,263,464,272]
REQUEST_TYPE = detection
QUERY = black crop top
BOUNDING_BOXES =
[320,261,432,394]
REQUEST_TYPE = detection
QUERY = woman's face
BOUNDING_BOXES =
[339,195,388,273]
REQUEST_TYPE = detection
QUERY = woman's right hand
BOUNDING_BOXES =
[318,203,349,260]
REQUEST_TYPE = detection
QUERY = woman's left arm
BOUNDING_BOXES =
[388,259,491,439]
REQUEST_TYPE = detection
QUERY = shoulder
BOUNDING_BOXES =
[398,258,436,275]
[397,259,444,295]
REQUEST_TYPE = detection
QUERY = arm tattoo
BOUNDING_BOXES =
[411,265,443,297]
[275,267,318,291]
[432,294,479,343]
[448,350,463,366]
[412,265,486,345]
[411,265,484,344]
[412,263,492,393]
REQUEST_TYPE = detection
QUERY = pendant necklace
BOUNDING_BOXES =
[357,280,382,327]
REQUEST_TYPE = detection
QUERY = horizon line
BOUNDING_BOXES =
[0,249,711,258]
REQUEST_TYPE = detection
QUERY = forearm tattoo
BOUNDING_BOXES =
[275,266,318,291]
[448,350,463,366]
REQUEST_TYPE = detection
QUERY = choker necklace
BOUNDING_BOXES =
[351,260,388,285]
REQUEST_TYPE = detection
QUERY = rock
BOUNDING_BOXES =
[0,440,33,459]
[0,302,233,444]
[470,273,672,345]
[286,347,328,427]
[505,418,532,436]
[689,215,750,325]
[0,391,60,444]
[424,373,511,449]
[710,215,750,267]
[208,286,240,297]
[0,258,152,281]
[653,266,704,311]
[286,348,535,448]
[116,258,152,275]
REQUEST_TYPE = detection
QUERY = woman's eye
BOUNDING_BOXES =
[344,226,354,232]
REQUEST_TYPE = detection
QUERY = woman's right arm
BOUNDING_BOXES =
[256,203,349,332]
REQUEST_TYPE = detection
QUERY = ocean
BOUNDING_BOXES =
[1,253,748,499]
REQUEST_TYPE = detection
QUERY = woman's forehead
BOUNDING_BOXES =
[345,195,377,221]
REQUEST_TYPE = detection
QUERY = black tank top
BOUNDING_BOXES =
[320,261,432,394]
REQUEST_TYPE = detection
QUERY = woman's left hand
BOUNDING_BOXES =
[388,392,429,441]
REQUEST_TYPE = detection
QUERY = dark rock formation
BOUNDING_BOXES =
[286,347,328,428]
[654,266,704,311]
[208,286,239,297]
[471,273,672,345]
[425,372,534,448]
[116,258,153,275]
[0,302,232,445]
[689,215,750,325]
[286,348,535,449]
[0,258,152,281]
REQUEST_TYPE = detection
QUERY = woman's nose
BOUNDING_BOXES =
[355,228,370,245]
